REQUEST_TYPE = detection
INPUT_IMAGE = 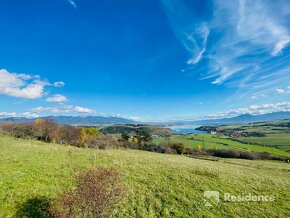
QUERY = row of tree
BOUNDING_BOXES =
[0,119,153,148]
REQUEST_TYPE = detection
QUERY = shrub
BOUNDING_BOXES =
[16,196,52,218]
[0,122,15,134]
[87,134,120,149]
[208,149,240,158]
[169,142,185,154]
[135,129,152,144]
[53,167,123,218]
[35,119,58,142]
[239,151,257,160]
[11,123,38,139]
[54,125,82,146]
[119,132,130,142]
[80,127,100,147]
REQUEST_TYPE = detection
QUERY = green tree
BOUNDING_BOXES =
[135,129,152,144]
[120,132,130,141]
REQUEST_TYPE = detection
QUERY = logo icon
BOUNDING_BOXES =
[204,191,219,206]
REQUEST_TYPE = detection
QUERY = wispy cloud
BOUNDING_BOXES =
[207,0,290,88]
[161,0,210,65]
[53,81,65,87]
[163,0,290,97]
[66,0,77,8]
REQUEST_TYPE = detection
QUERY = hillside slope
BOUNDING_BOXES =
[0,135,289,217]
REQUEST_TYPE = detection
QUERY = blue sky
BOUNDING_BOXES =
[0,0,290,121]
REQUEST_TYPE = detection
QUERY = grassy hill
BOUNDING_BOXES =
[0,134,289,217]
[154,134,290,157]
[217,120,290,153]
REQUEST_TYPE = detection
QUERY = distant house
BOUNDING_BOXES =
[210,131,216,135]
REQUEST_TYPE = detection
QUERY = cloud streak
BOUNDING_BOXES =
[66,0,77,8]
[161,0,210,65]
[163,0,290,97]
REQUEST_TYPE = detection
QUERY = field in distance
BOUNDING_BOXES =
[154,120,290,157]
[219,119,290,152]
[0,134,290,217]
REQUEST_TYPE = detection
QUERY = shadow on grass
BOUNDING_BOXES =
[15,196,52,218]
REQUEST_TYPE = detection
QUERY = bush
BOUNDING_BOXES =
[1,122,15,134]
[87,134,120,149]
[81,127,100,147]
[11,123,37,139]
[53,167,123,218]
[135,129,152,144]
[239,151,257,160]
[160,142,185,154]
[16,196,52,218]
[54,125,82,146]
[208,149,240,158]
[35,119,58,142]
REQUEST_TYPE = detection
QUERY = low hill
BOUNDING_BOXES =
[0,135,289,217]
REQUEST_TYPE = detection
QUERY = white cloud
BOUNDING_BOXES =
[0,112,18,118]
[31,105,98,115]
[74,106,96,114]
[129,116,141,121]
[53,81,65,87]
[32,106,62,114]
[46,94,67,103]
[276,88,286,94]
[163,1,290,97]
[0,111,39,118]
[208,101,290,118]
[161,1,210,65]
[206,0,290,87]
[0,69,47,99]
[0,69,65,99]
[186,24,210,64]
[66,0,77,8]
[21,112,39,118]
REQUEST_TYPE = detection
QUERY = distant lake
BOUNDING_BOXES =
[167,125,206,134]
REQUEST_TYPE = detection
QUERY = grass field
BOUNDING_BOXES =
[153,134,290,157]
[218,120,290,149]
[0,134,290,217]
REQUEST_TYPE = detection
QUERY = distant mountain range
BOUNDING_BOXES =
[0,111,290,126]
[161,111,290,126]
[0,115,137,125]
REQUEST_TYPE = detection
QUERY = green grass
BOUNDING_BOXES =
[0,135,290,217]
[237,133,290,147]
[154,134,290,157]
[218,120,290,148]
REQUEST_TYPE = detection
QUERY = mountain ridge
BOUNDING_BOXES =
[1,111,290,126]
[0,115,137,125]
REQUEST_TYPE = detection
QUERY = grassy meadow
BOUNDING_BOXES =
[219,120,290,150]
[153,134,290,157]
[0,134,290,217]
